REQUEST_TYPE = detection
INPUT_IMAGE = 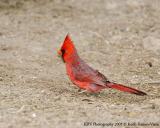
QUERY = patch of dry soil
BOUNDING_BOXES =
[0,0,160,128]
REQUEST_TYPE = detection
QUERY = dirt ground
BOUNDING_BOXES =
[0,0,160,128]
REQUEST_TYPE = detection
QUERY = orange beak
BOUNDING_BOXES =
[57,49,62,57]
[57,49,65,62]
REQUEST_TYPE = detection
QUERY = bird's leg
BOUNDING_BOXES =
[78,89,88,94]
[78,89,82,92]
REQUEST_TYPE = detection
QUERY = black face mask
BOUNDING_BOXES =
[61,49,65,63]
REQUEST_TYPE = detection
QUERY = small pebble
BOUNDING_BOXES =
[32,113,36,118]
[146,62,152,67]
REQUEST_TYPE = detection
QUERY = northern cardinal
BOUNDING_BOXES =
[58,34,147,96]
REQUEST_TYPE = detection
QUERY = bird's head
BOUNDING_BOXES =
[58,34,77,62]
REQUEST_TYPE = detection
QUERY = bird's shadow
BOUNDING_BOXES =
[72,88,149,104]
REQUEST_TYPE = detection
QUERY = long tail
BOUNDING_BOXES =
[107,83,147,96]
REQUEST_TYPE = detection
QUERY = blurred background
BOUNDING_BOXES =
[0,0,160,128]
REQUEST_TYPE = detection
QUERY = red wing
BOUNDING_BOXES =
[72,62,109,86]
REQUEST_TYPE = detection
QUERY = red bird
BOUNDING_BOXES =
[58,34,147,96]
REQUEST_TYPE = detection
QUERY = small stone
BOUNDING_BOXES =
[32,113,36,118]
[0,77,3,81]
[151,104,156,109]
[146,62,152,67]
[41,90,45,93]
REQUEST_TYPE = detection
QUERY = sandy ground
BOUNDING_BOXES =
[0,0,160,128]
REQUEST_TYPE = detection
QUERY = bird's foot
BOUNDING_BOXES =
[78,89,87,94]
[77,89,101,97]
